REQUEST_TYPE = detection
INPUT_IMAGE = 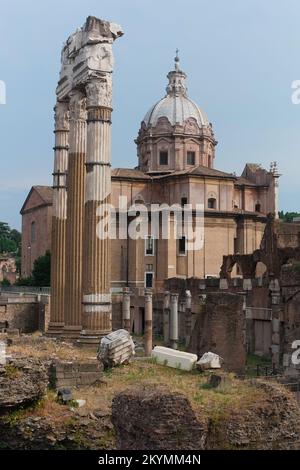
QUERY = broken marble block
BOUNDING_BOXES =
[197,352,224,371]
[151,346,198,371]
[98,329,135,368]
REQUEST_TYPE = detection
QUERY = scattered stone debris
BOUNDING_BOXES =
[0,412,115,450]
[57,388,73,404]
[6,329,20,337]
[207,373,232,391]
[151,346,197,371]
[196,352,223,371]
[0,358,48,411]
[98,329,135,368]
[75,399,86,408]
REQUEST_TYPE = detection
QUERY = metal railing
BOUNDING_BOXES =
[0,286,50,295]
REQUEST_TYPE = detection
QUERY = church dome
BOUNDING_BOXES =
[143,95,209,128]
[142,51,209,129]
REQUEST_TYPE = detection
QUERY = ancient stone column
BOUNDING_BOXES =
[163,291,170,345]
[63,90,87,339]
[185,290,192,347]
[80,76,113,343]
[170,293,179,349]
[122,287,131,332]
[48,101,69,336]
[270,279,281,369]
[144,289,153,356]
[48,101,69,333]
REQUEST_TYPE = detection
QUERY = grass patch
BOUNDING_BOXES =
[4,364,20,379]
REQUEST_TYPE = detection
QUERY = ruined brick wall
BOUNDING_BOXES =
[0,294,50,333]
[0,301,39,332]
[50,361,103,389]
[112,386,205,450]
[188,292,246,374]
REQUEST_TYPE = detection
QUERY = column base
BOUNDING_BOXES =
[77,329,112,346]
[62,325,82,340]
[46,322,65,337]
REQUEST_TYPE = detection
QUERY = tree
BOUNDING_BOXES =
[15,276,34,287]
[0,237,17,253]
[0,221,21,255]
[31,250,51,287]
[0,222,10,238]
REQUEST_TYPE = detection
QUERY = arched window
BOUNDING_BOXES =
[255,202,261,213]
[31,221,36,243]
[208,198,216,209]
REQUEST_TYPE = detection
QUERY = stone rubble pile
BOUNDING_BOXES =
[0,358,48,410]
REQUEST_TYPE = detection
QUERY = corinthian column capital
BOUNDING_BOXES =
[69,90,87,122]
[86,75,112,109]
[54,101,70,132]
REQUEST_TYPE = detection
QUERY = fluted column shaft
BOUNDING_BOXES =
[64,91,87,338]
[80,76,113,343]
[48,101,69,335]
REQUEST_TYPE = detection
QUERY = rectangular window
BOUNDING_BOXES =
[181,197,188,207]
[187,151,195,165]
[145,272,154,288]
[145,236,155,255]
[159,151,168,165]
[178,236,186,255]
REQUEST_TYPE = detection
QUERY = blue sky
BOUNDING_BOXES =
[0,0,300,229]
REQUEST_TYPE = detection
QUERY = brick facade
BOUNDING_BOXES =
[20,186,53,277]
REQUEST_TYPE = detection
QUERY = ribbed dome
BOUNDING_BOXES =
[142,52,209,129]
[143,95,209,128]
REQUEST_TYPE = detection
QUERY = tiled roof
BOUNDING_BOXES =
[235,177,258,187]
[20,186,53,214]
[33,186,53,204]
[152,165,236,180]
[112,168,151,180]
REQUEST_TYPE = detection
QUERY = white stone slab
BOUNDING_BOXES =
[151,346,197,371]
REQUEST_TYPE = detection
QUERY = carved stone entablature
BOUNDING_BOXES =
[56,16,123,101]
[69,91,87,121]
[86,75,112,109]
[54,101,70,131]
